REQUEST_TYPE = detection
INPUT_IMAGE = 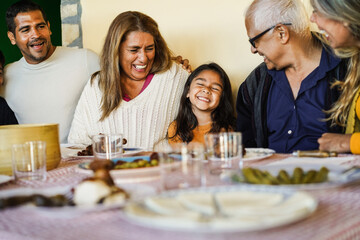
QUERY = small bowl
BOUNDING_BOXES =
[0,124,61,175]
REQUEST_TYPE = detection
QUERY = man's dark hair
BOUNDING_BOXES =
[6,0,48,34]
[0,50,4,67]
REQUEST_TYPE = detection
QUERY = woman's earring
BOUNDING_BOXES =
[344,22,349,27]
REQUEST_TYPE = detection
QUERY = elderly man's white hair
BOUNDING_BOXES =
[245,0,311,37]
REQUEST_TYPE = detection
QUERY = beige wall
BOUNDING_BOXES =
[80,0,313,98]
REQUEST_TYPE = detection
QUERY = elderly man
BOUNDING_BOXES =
[236,0,348,153]
[1,0,100,142]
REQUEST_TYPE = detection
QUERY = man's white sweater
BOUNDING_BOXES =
[2,47,100,143]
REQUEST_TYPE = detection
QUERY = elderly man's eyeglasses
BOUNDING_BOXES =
[249,23,292,48]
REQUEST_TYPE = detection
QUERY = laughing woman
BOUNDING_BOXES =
[68,11,189,150]
[310,0,360,153]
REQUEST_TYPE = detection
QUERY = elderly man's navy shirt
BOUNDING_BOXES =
[266,48,341,153]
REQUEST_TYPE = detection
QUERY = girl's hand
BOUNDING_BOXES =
[318,133,352,153]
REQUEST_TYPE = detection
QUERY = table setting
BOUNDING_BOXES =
[1,131,360,240]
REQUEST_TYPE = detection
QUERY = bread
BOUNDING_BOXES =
[73,179,112,206]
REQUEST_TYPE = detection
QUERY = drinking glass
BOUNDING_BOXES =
[92,134,123,160]
[159,142,205,190]
[205,132,242,175]
[12,141,47,181]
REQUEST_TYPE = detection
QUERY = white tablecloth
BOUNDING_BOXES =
[1,154,360,240]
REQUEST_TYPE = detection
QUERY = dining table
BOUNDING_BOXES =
[1,152,360,240]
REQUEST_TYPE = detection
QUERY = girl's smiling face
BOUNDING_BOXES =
[187,70,223,114]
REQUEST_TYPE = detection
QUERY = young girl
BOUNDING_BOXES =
[167,62,236,145]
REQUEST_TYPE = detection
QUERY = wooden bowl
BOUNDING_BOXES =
[0,124,61,176]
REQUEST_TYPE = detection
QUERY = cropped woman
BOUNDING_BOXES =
[310,0,360,153]
[68,11,189,150]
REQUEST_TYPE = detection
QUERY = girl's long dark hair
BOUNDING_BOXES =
[169,62,236,143]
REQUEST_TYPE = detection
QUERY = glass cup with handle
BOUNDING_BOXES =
[91,134,123,161]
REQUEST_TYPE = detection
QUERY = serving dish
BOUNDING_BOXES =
[76,159,180,184]
[60,143,144,158]
[223,163,360,190]
[0,184,156,218]
[124,185,317,232]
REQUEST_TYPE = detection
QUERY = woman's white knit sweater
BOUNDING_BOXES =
[68,63,188,150]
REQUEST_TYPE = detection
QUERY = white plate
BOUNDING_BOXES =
[0,185,72,198]
[76,161,181,184]
[60,143,144,158]
[225,163,358,190]
[123,185,317,232]
[243,148,275,161]
[60,144,89,158]
[0,175,13,184]
[0,184,156,218]
[34,184,156,218]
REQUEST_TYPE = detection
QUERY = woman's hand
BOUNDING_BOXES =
[172,55,192,73]
[318,133,352,153]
